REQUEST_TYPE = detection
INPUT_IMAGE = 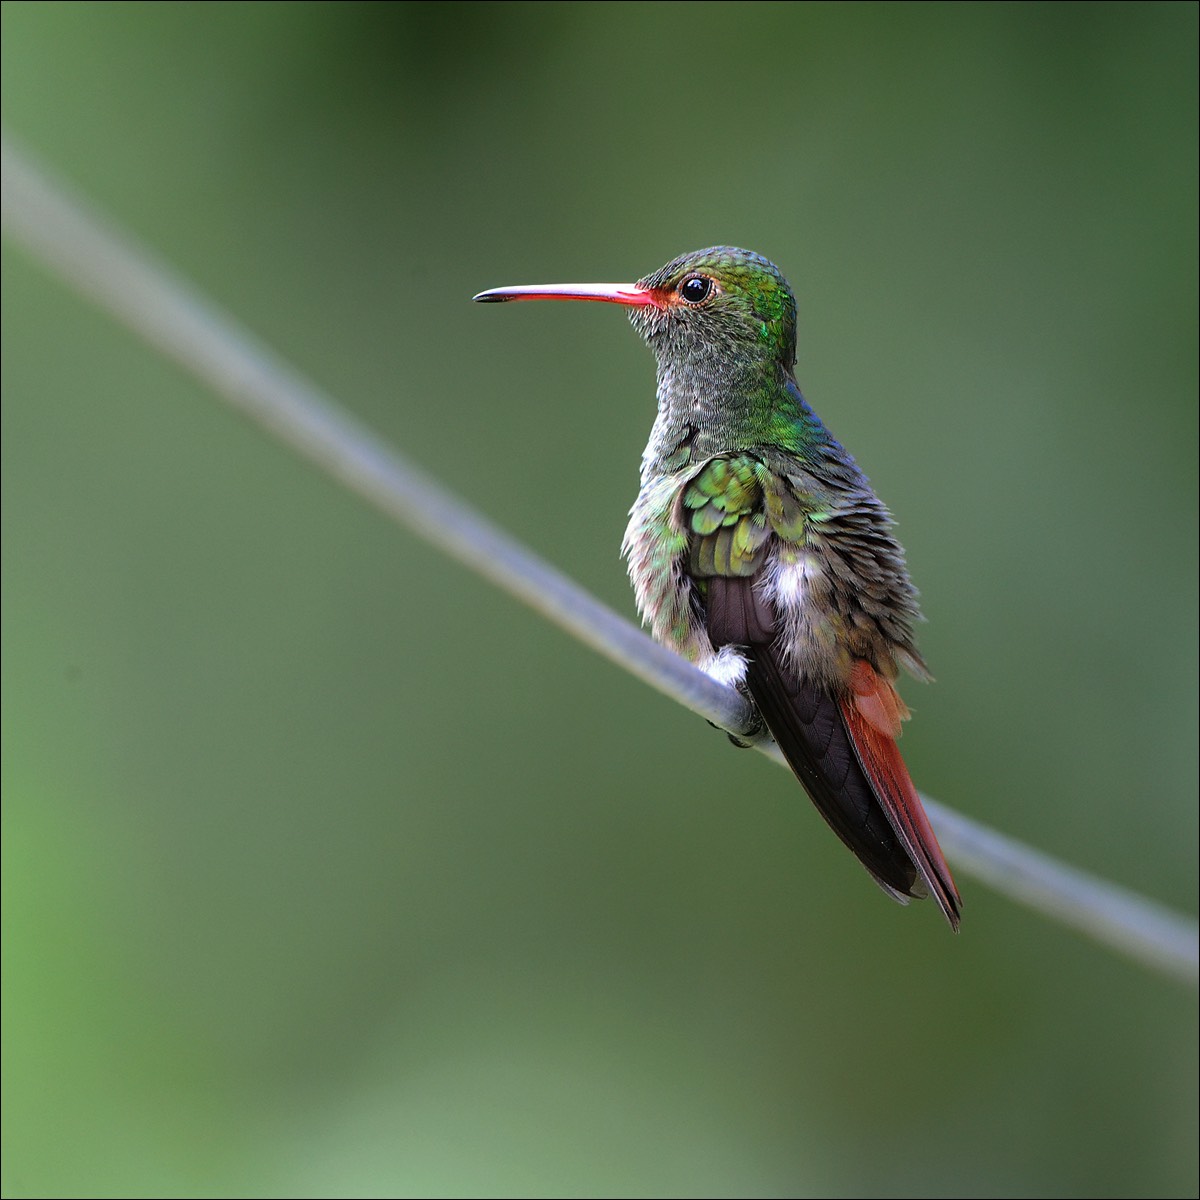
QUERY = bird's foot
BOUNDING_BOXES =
[706,708,765,749]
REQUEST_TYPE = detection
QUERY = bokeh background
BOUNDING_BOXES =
[3,3,1196,1197]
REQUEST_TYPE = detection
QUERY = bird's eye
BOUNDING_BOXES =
[678,275,713,305]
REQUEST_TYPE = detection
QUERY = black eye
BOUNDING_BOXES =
[679,275,713,305]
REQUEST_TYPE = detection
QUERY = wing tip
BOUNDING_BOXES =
[869,856,962,931]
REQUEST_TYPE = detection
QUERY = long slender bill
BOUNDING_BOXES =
[473,282,657,306]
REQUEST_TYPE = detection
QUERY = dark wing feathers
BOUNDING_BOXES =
[705,566,776,647]
[706,576,922,903]
[688,456,959,925]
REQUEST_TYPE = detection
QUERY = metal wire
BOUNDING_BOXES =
[4,132,1195,985]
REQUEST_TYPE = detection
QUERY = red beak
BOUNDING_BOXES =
[473,282,658,307]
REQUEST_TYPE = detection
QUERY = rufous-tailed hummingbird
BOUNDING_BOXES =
[475,247,961,929]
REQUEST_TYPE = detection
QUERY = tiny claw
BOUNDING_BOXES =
[705,712,765,748]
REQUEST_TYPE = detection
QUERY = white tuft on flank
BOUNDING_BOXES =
[704,644,749,689]
[770,555,821,605]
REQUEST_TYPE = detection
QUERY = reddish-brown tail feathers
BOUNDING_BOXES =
[705,575,960,929]
[841,660,961,930]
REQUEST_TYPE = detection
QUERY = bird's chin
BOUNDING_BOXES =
[627,304,667,342]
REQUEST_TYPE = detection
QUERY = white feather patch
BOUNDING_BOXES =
[703,644,749,689]
[768,554,822,606]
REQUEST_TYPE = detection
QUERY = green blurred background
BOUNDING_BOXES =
[3,3,1196,1196]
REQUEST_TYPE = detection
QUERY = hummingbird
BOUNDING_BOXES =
[474,247,961,929]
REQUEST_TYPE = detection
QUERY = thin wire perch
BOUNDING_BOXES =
[3,132,1195,986]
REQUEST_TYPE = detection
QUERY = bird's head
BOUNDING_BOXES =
[474,246,798,374]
